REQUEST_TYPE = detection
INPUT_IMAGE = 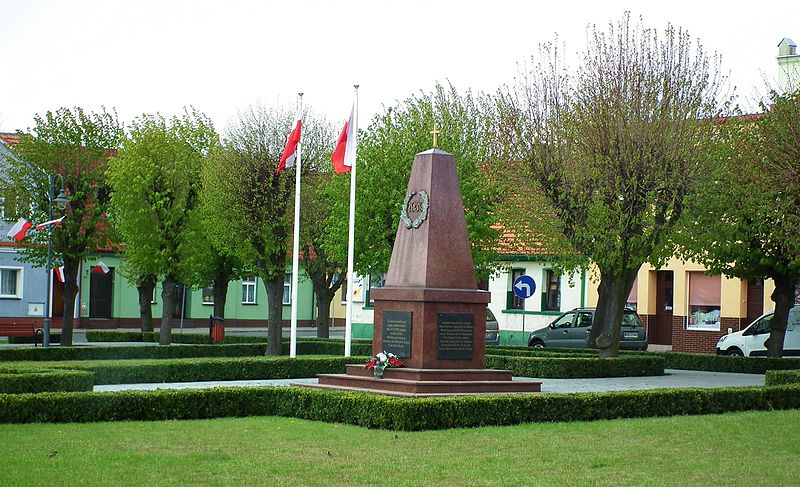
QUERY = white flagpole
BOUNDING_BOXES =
[290,92,303,358]
[344,84,359,357]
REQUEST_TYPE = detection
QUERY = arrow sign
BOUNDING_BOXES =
[513,275,536,299]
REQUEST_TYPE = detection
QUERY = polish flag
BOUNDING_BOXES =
[55,267,65,283]
[36,216,65,231]
[92,261,110,274]
[6,218,32,241]
[276,118,302,174]
[332,104,356,174]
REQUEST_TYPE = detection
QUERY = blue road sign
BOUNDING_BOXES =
[512,275,536,299]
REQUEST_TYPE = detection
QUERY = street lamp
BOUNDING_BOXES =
[43,174,67,347]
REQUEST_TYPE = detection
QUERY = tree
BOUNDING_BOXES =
[323,83,502,280]
[3,107,122,346]
[108,109,218,345]
[496,14,725,357]
[201,104,332,355]
[677,91,800,357]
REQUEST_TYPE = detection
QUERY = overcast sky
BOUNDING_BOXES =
[0,1,797,134]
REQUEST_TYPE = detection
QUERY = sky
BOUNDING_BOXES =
[0,0,798,134]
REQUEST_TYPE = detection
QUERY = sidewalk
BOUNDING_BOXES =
[94,369,765,394]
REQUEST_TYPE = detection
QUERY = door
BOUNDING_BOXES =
[784,307,800,356]
[569,311,593,347]
[742,314,771,356]
[89,268,114,319]
[51,274,64,318]
[653,271,674,345]
[746,278,764,326]
[546,312,575,347]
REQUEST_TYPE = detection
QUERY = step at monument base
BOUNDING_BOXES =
[297,366,542,397]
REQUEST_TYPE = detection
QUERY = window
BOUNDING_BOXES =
[509,268,524,310]
[687,272,721,330]
[202,285,214,305]
[341,279,348,303]
[0,267,22,298]
[0,197,5,220]
[242,277,257,304]
[551,312,574,329]
[367,273,386,307]
[151,286,157,304]
[545,269,561,311]
[283,274,291,305]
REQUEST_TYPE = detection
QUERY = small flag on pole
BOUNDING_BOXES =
[6,218,32,241]
[92,261,110,274]
[36,215,65,231]
[276,118,302,174]
[332,104,356,174]
[55,267,65,283]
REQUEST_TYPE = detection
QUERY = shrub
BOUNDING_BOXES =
[0,383,798,430]
[765,370,800,386]
[8,332,60,345]
[0,367,94,394]
[485,354,664,378]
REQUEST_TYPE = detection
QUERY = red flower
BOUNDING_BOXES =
[388,356,404,367]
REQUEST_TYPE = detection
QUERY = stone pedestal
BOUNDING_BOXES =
[304,149,541,397]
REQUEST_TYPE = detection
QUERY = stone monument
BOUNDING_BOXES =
[310,143,541,396]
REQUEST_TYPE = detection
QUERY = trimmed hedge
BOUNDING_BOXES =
[86,331,263,344]
[1,383,798,430]
[7,332,60,344]
[765,370,800,386]
[486,354,664,378]
[0,340,373,362]
[43,356,369,385]
[0,367,94,394]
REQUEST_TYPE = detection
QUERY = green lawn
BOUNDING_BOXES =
[1,410,798,486]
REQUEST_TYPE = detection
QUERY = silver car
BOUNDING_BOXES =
[485,308,500,346]
[527,307,648,351]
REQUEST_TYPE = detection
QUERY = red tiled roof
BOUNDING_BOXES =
[0,133,20,146]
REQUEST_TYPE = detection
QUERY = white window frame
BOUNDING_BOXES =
[201,285,214,306]
[242,277,257,304]
[0,266,23,299]
[282,274,291,305]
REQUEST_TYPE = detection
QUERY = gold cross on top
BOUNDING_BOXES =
[430,124,440,148]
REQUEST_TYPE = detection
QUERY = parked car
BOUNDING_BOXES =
[716,306,800,357]
[485,308,500,346]
[527,307,648,351]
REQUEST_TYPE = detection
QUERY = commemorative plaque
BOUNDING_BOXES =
[436,312,474,360]
[382,310,412,358]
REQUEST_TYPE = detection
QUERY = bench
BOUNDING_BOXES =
[0,322,43,347]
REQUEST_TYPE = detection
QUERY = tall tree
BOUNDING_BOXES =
[3,107,122,346]
[201,104,332,355]
[496,14,726,356]
[676,91,800,357]
[324,83,502,279]
[108,109,218,345]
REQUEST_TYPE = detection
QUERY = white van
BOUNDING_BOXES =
[716,306,800,357]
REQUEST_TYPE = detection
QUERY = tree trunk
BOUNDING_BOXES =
[315,289,334,339]
[59,257,80,347]
[137,275,156,332]
[264,276,284,355]
[159,276,178,345]
[212,276,228,320]
[589,266,640,358]
[767,275,795,358]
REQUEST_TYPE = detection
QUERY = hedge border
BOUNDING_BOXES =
[765,370,800,386]
[485,354,665,378]
[1,383,798,430]
[0,368,94,394]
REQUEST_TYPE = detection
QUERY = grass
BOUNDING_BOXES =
[1,410,798,486]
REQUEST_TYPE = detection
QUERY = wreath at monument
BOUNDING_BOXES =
[365,351,404,379]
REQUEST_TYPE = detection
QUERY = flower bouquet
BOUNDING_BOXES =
[364,351,404,378]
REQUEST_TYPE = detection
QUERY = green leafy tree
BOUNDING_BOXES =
[3,107,122,346]
[496,14,726,357]
[108,109,218,345]
[201,104,332,355]
[323,83,502,281]
[677,91,800,357]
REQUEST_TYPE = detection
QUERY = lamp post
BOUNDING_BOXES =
[43,174,68,347]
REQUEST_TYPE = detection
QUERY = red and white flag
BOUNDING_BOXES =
[276,118,302,174]
[55,267,65,283]
[36,215,65,231]
[332,104,356,174]
[6,218,32,241]
[92,261,110,274]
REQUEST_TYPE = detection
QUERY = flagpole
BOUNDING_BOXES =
[344,84,359,357]
[289,92,303,359]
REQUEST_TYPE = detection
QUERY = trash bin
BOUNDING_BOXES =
[209,315,224,344]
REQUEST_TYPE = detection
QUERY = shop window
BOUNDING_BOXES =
[687,272,721,330]
[367,273,386,307]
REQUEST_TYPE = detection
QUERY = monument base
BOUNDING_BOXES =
[299,365,542,397]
